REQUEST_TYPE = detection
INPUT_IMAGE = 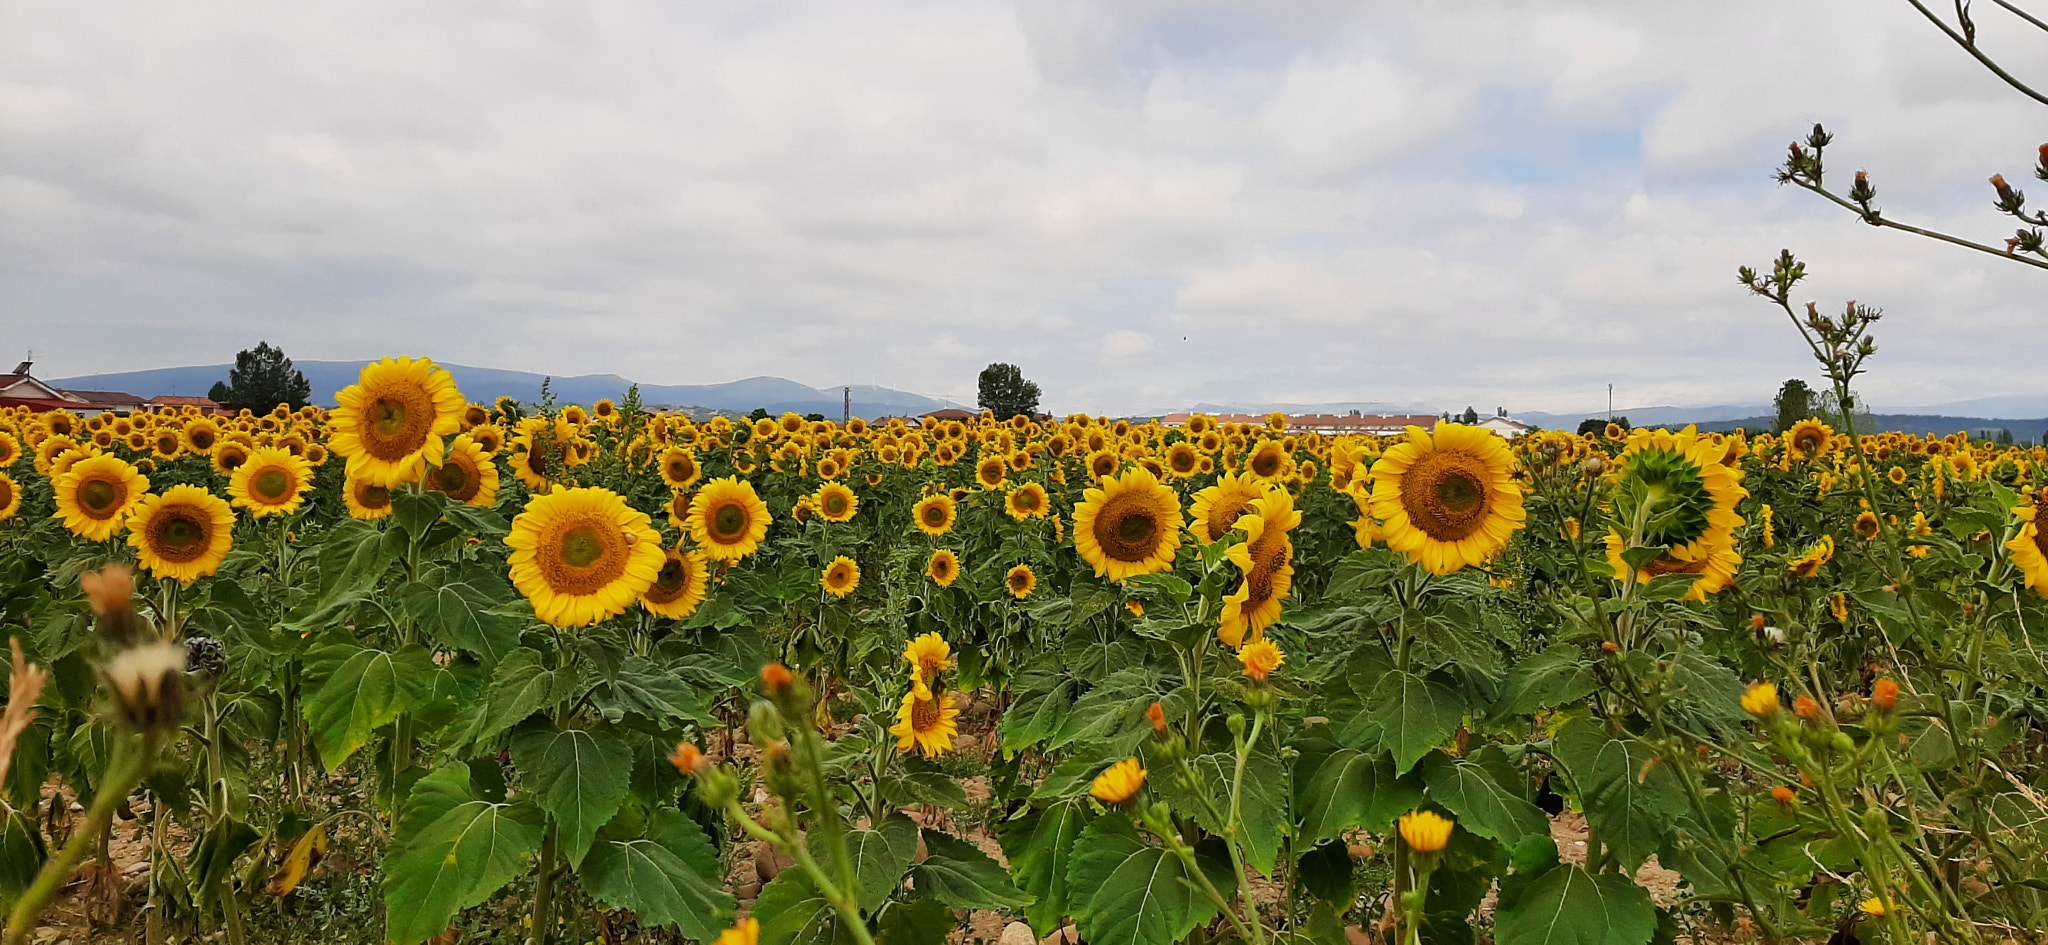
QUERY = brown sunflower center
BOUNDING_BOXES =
[824,494,849,516]
[362,386,435,461]
[254,468,291,501]
[1795,432,1822,455]
[357,483,392,510]
[1009,571,1031,592]
[667,457,694,481]
[923,504,948,526]
[541,520,628,596]
[79,478,123,516]
[219,449,248,471]
[2034,504,2048,559]
[0,478,13,507]
[911,696,941,731]
[1251,448,1283,478]
[190,430,215,451]
[1642,554,1707,577]
[645,556,690,603]
[1095,492,1164,563]
[1205,497,1253,542]
[1399,449,1493,542]
[711,502,749,541]
[147,507,211,562]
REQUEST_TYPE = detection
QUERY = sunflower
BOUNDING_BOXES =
[815,482,858,522]
[150,430,182,461]
[1073,466,1184,582]
[1005,482,1049,520]
[2005,489,2048,597]
[1086,450,1120,482]
[658,447,702,490]
[912,493,957,536]
[54,455,149,541]
[687,477,771,562]
[1603,531,1741,601]
[904,632,953,696]
[463,404,492,429]
[1855,510,1880,541]
[1238,639,1284,681]
[426,436,500,508]
[328,356,466,487]
[1220,488,1300,647]
[821,556,860,598]
[1005,564,1037,599]
[1245,440,1291,482]
[510,434,554,490]
[1368,422,1526,575]
[466,424,504,456]
[1788,535,1835,578]
[343,476,394,521]
[229,447,314,518]
[1785,419,1834,462]
[1090,758,1146,805]
[926,549,960,587]
[0,431,19,467]
[1887,465,1907,485]
[889,689,959,758]
[642,547,710,619]
[212,439,252,477]
[34,435,80,475]
[127,486,235,585]
[561,405,589,427]
[975,454,1008,491]
[1190,472,1267,544]
[1606,425,1746,563]
[505,486,665,628]
[0,474,18,520]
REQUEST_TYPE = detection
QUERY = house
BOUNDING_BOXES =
[148,395,229,416]
[1159,411,1442,436]
[59,390,150,413]
[0,362,148,415]
[1478,415,1534,438]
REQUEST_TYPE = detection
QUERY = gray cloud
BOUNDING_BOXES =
[3,0,2041,417]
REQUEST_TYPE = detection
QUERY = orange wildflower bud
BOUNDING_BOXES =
[1751,614,1765,632]
[1772,785,1796,806]
[670,742,710,777]
[760,662,794,695]
[1872,678,1898,713]
[1601,641,1619,654]
[1147,702,1167,733]
[1794,695,1822,722]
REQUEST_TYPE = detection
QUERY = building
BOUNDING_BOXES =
[0,361,149,415]
[148,395,229,416]
[1159,411,1442,435]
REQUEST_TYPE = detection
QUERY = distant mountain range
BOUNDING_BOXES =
[1172,400,2048,439]
[47,361,962,420]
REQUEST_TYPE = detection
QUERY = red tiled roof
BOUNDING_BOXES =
[150,395,220,407]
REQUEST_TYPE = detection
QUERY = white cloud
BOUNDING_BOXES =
[2,0,2042,417]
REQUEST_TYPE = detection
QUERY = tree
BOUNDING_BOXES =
[977,363,1040,420]
[1576,416,1629,436]
[1772,379,1816,433]
[1460,406,1480,424]
[214,342,312,412]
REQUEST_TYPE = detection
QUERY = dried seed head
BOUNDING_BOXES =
[102,640,185,733]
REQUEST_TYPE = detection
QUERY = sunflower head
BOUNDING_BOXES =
[1237,639,1284,681]
[0,474,19,521]
[1191,472,1268,544]
[426,436,500,508]
[1368,423,1526,575]
[506,487,666,628]
[643,547,710,619]
[1089,758,1146,805]
[687,478,772,562]
[127,485,236,585]
[328,356,467,487]
[815,482,858,522]
[229,447,314,518]
[821,556,860,598]
[658,447,701,490]
[344,476,394,520]
[976,454,1008,490]
[55,454,148,541]
[1005,564,1037,599]
[1005,483,1048,520]
[926,549,960,586]
[1785,419,1834,461]
[912,493,957,537]
[1074,467,1184,582]
[1610,427,1746,556]
[890,689,959,758]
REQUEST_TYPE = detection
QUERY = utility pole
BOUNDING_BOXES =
[843,386,851,426]
[1607,384,1613,422]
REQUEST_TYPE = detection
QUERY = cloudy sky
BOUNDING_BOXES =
[3,1,2042,416]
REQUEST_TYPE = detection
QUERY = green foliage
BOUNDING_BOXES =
[976,363,1040,420]
[214,341,313,412]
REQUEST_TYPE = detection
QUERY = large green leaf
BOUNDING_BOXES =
[290,521,399,629]
[872,897,953,945]
[1295,747,1423,844]
[816,812,918,912]
[304,639,437,770]
[580,808,734,941]
[403,579,519,666]
[1492,864,1655,945]
[1552,722,1687,872]
[999,677,1078,751]
[1420,749,1549,846]
[451,648,588,748]
[511,727,632,868]
[1068,814,1226,945]
[911,829,1032,910]
[382,764,545,945]
[1368,671,1470,775]
[999,801,1093,935]
[593,657,716,728]
[754,867,851,945]
[1490,647,1597,720]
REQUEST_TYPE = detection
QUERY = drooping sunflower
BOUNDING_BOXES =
[1788,535,1835,578]
[1603,426,1747,587]
[686,477,771,562]
[343,475,394,521]
[1220,488,1300,647]
[2005,489,2048,597]
[1785,419,1834,462]
[228,447,314,518]
[912,493,957,537]
[1005,564,1037,599]
[1603,531,1741,601]
[815,482,858,523]
[926,549,960,587]
[419,436,495,508]
[904,632,953,696]
[1073,466,1184,582]
[1368,423,1526,576]
[505,486,665,628]
[54,454,149,541]
[1190,472,1268,544]
[658,447,702,490]
[889,689,959,758]
[821,556,860,598]
[127,485,235,585]
[642,547,710,619]
[327,356,466,487]
[1005,482,1049,520]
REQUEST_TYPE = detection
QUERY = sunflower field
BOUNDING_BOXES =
[3,346,2048,945]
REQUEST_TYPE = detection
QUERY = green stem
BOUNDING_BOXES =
[529,824,559,945]
[5,735,149,945]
